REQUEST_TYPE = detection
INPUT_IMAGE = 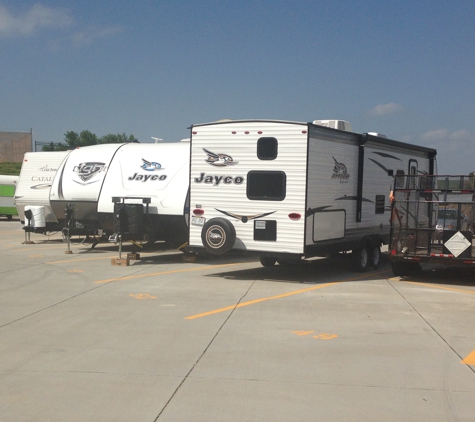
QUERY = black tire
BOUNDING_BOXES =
[7,215,13,221]
[353,244,369,272]
[260,256,276,267]
[201,218,236,255]
[371,244,381,269]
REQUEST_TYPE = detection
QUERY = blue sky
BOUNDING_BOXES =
[1,1,474,174]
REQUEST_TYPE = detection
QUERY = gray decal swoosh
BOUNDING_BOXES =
[371,152,402,160]
[335,196,373,203]
[30,184,52,189]
[305,206,333,217]
[368,158,389,173]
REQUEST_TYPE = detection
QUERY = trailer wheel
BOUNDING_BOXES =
[371,244,381,269]
[260,256,276,267]
[201,218,236,255]
[353,244,369,272]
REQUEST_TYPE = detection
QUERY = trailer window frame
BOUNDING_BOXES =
[246,170,286,201]
[395,170,405,188]
[257,137,278,160]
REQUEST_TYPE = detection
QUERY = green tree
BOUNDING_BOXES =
[98,133,136,144]
[42,130,137,151]
[64,130,98,148]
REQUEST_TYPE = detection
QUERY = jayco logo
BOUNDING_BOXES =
[141,159,164,171]
[194,173,244,185]
[128,173,167,182]
[203,148,238,167]
[331,157,350,183]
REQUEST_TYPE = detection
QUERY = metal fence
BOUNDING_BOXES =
[34,141,63,151]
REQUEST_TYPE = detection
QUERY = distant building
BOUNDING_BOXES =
[0,131,32,162]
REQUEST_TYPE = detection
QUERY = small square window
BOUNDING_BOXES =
[257,137,278,160]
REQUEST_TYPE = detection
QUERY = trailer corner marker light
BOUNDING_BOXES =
[192,131,197,135]
[288,213,301,221]
[302,130,307,134]
[232,131,236,134]
[193,208,204,216]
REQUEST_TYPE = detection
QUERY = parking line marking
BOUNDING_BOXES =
[405,281,475,295]
[461,349,475,365]
[48,256,116,264]
[13,245,67,252]
[46,251,182,265]
[185,269,392,320]
[93,263,239,284]
[185,282,338,320]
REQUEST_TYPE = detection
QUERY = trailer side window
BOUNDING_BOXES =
[375,195,385,214]
[408,161,418,189]
[395,170,405,188]
[247,171,286,201]
[257,137,278,160]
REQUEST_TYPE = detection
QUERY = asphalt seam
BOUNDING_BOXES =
[387,278,475,376]
[0,265,155,329]
[153,279,257,421]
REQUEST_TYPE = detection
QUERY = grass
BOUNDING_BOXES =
[0,162,22,176]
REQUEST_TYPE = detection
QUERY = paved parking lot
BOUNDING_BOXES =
[0,219,474,421]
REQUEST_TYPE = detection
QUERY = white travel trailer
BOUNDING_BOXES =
[188,119,437,271]
[49,141,190,245]
[15,151,71,231]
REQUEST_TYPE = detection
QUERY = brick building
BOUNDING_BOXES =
[0,132,32,162]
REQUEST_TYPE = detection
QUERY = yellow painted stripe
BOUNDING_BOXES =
[47,256,116,264]
[187,268,392,320]
[185,282,338,320]
[185,268,392,320]
[13,245,68,252]
[94,262,240,284]
[47,251,178,264]
[406,281,475,295]
[461,349,475,365]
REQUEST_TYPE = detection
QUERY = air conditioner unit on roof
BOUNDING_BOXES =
[313,120,352,132]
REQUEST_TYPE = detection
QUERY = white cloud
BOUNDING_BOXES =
[421,128,472,145]
[449,129,471,141]
[72,25,123,46]
[420,128,449,142]
[0,4,73,38]
[367,103,404,117]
